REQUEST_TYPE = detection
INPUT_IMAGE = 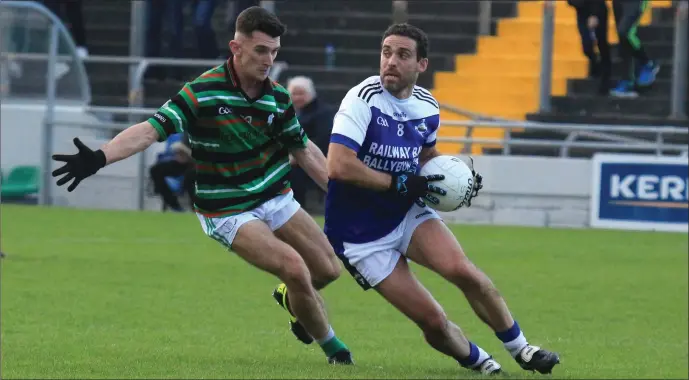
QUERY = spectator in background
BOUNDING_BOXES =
[43,0,88,58]
[610,0,660,98]
[226,0,260,34]
[150,132,195,211]
[145,0,221,79]
[193,0,220,59]
[287,76,335,212]
[144,0,185,81]
[567,0,611,95]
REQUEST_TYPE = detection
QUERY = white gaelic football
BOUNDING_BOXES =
[419,155,475,212]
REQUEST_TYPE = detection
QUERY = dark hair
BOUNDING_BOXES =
[235,6,286,38]
[382,23,429,60]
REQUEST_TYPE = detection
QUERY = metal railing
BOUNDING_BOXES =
[3,0,688,210]
[437,103,687,157]
[0,1,91,102]
[437,119,688,157]
[1,0,93,207]
[671,0,688,119]
[3,49,685,209]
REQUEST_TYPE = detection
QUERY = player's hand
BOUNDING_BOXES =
[52,137,107,192]
[390,173,446,207]
[464,156,484,207]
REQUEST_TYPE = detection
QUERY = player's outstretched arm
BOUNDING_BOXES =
[52,122,161,192]
[53,83,198,192]
[101,121,160,165]
[291,139,329,192]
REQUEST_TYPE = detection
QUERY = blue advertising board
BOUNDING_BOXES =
[590,154,688,232]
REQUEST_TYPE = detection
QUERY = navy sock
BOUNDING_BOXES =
[496,320,528,358]
[456,342,490,369]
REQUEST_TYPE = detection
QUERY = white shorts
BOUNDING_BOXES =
[197,190,301,250]
[336,203,441,290]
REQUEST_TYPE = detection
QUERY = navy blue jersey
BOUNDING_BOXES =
[325,76,440,245]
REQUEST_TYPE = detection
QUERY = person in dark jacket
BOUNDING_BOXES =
[287,76,335,212]
[150,132,195,211]
[567,0,612,94]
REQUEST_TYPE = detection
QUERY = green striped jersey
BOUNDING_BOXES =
[147,60,307,217]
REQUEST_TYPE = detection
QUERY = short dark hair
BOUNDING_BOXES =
[382,23,429,60]
[235,6,286,38]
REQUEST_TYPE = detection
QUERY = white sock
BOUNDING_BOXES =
[496,321,530,358]
[504,331,528,358]
[471,345,492,369]
[315,325,335,345]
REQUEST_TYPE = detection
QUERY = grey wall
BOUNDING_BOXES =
[436,156,592,228]
[2,103,595,227]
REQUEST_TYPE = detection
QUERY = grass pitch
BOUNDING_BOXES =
[1,204,687,379]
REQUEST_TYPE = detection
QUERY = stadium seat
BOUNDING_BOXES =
[1,165,40,198]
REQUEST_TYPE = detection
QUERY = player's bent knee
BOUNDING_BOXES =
[278,252,312,291]
[311,261,341,290]
[439,258,481,284]
[417,308,449,335]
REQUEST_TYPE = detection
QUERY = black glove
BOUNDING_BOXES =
[390,173,446,208]
[464,157,484,208]
[52,138,107,192]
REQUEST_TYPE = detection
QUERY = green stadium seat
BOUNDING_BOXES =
[1,165,40,198]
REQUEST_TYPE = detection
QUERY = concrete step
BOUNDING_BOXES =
[88,41,130,56]
[275,0,519,18]
[84,62,129,79]
[407,0,518,18]
[82,25,131,47]
[568,77,675,97]
[277,11,496,36]
[276,46,455,72]
[434,72,570,96]
[83,7,130,26]
[476,36,675,60]
[281,29,477,54]
[499,19,675,42]
[527,112,689,129]
[276,1,394,14]
[652,6,677,23]
[454,55,589,78]
[550,94,676,118]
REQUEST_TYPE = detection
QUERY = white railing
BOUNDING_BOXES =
[6,51,684,160]
[437,104,688,156]
[3,47,687,208]
[58,104,688,158]
[438,119,687,156]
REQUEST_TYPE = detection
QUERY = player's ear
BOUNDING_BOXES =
[417,57,429,73]
[229,40,241,56]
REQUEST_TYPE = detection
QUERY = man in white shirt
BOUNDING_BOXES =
[325,23,561,376]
